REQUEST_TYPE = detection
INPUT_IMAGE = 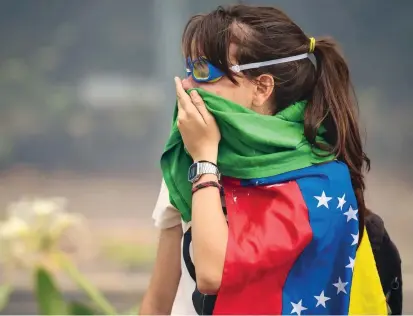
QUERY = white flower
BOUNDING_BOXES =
[0,216,29,240]
[49,212,83,237]
[0,196,85,268]
[32,200,58,216]
[6,198,36,223]
[32,197,67,216]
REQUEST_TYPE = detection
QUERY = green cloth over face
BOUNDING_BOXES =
[160,88,334,222]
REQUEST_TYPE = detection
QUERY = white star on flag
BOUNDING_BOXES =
[351,232,359,246]
[291,299,307,316]
[333,277,348,294]
[346,256,355,272]
[314,191,332,208]
[337,193,346,210]
[343,206,358,222]
[314,290,331,308]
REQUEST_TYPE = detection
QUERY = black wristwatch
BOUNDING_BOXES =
[188,160,221,184]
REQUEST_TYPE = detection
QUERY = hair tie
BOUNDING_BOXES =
[308,37,316,53]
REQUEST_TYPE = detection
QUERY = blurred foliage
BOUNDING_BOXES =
[0,196,140,314]
[35,268,72,315]
[0,284,12,311]
[101,239,156,270]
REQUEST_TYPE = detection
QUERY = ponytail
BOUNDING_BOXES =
[305,37,371,244]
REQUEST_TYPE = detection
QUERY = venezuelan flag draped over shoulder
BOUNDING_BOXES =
[160,89,387,315]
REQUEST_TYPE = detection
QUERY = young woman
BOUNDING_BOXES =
[140,5,387,315]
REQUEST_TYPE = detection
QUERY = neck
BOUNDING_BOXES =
[251,103,275,115]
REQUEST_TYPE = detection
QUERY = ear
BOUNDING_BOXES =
[252,74,274,107]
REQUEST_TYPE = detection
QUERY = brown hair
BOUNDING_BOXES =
[182,5,371,242]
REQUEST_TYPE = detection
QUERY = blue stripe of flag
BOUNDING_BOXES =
[243,161,359,315]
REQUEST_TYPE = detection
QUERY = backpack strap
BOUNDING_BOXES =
[365,212,403,315]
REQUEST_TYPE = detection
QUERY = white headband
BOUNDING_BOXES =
[230,53,310,73]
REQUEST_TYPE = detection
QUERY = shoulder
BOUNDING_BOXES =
[152,179,182,229]
[291,161,358,211]
[238,160,357,211]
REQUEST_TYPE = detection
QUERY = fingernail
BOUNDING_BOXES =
[190,90,197,97]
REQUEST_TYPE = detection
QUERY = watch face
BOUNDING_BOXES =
[188,163,198,182]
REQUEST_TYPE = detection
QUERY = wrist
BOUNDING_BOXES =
[192,153,218,165]
[192,173,219,186]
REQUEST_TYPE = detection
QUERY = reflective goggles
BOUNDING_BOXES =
[186,53,310,83]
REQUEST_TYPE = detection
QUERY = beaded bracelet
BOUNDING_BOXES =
[192,181,223,195]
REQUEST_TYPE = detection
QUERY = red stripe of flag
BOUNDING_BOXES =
[213,178,313,315]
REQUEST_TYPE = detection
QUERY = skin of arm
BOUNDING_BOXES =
[191,171,229,295]
[174,78,227,294]
[139,224,183,315]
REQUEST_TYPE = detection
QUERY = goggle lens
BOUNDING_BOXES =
[192,59,210,80]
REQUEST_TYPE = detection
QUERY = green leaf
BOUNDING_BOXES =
[58,254,117,315]
[0,284,13,312]
[67,301,96,315]
[34,267,68,315]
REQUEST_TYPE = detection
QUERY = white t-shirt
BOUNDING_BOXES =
[152,180,197,315]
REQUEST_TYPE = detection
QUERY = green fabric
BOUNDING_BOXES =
[160,88,334,222]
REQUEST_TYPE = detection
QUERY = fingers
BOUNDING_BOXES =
[175,77,192,113]
[175,77,198,130]
[189,90,209,123]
